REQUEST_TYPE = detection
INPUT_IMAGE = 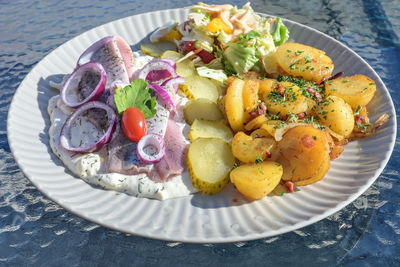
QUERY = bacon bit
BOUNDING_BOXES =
[265,151,272,158]
[277,83,285,96]
[250,102,266,119]
[285,181,294,193]
[329,145,344,160]
[301,134,316,149]
[355,115,365,125]
[297,112,305,119]
[232,198,239,203]
[307,86,322,102]
[260,101,267,113]
[250,110,258,119]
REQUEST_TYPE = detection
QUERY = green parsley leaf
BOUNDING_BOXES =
[114,79,157,118]
[354,105,362,116]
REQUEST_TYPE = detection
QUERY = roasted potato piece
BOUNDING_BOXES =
[189,119,233,143]
[315,96,354,137]
[294,156,330,186]
[264,82,309,118]
[325,75,376,109]
[276,42,334,83]
[244,115,268,131]
[260,120,288,139]
[180,74,219,102]
[258,78,276,100]
[230,161,283,200]
[250,128,271,138]
[242,79,260,123]
[184,98,223,124]
[276,125,330,184]
[232,131,276,163]
[187,138,235,195]
[225,77,246,132]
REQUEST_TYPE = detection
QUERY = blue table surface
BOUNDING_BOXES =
[1,0,399,266]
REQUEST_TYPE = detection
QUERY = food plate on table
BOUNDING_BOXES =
[7,6,396,243]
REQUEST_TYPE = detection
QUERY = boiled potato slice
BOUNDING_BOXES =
[160,50,195,77]
[225,77,246,132]
[325,75,376,109]
[180,74,219,102]
[232,131,276,163]
[276,125,330,184]
[264,82,309,118]
[276,42,334,83]
[183,98,223,124]
[189,119,233,143]
[242,79,260,123]
[230,161,283,200]
[141,41,177,57]
[315,96,354,137]
[187,138,235,195]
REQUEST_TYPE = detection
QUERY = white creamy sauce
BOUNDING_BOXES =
[48,52,197,200]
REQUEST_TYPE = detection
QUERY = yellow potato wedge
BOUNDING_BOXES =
[231,131,276,163]
[180,74,219,102]
[189,119,233,143]
[315,96,354,137]
[183,98,223,124]
[242,79,260,123]
[325,75,376,109]
[276,42,334,83]
[225,77,246,132]
[276,125,330,184]
[187,138,235,195]
[230,161,283,200]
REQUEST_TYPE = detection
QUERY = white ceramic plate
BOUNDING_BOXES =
[7,8,396,243]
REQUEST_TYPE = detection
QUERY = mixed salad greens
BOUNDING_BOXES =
[147,2,289,79]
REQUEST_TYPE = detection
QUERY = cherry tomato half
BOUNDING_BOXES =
[122,107,147,142]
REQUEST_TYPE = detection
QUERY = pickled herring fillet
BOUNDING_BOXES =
[79,36,134,90]
[154,119,188,181]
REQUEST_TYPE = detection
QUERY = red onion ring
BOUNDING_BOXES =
[138,60,177,82]
[61,62,106,108]
[60,101,117,153]
[161,76,185,93]
[137,133,165,164]
[77,36,114,67]
[159,58,176,70]
[148,83,176,112]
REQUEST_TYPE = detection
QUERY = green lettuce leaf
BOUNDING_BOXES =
[272,17,289,46]
[114,79,157,118]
